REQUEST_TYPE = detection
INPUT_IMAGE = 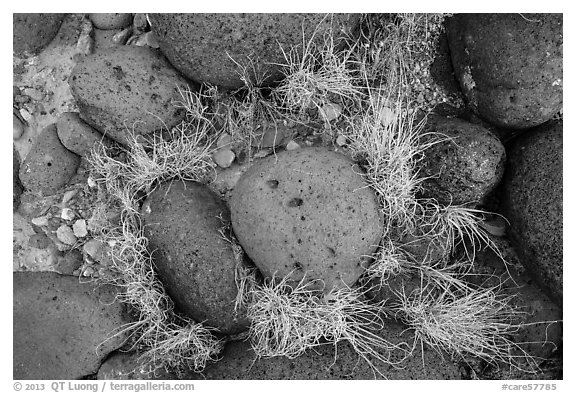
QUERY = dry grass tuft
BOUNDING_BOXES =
[244,272,411,375]
[88,86,225,374]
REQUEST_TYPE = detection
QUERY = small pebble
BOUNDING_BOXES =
[61,189,78,206]
[253,149,271,159]
[335,135,347,147]
[133,31,159,48]
[112,27,133,45]
[285,140,300,151]
[56,225,78,245]
[319,102,342,122]
[61,208,75,220]
[82,266,95,277]
[83,239,104,260]
[217,133,233,148]
[133,13,149,34]
[72,219,88,238]
[87,177,97,188]
[76,19,94,56]
[213,149,235,168]
[379,106,396,126]
[13,113,24,140]
[22,87,44,101]
[31,215,50,227]
[19,108,32,123]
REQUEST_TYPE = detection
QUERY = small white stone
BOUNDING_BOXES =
[82,266,95,277]
[83,239,104,260]
[72,219,88,238]
[13,113,24,140]
[31,215,50,227]
[286,140,300,151]
[19,108,32,123]
[134,31,160,48]
[335,135,347,147]
[61,208,75,221]
[61,189,78,207]
[379,106,396,126]
[253,149,271,159]
[87,177,97,188]
[56,225,77,246]
[319,102,342,122]
[213,149,236,168]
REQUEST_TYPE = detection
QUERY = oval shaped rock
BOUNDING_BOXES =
[230,147,382,292]
[141,181,249,334]
[419,116,506,205]
[13,13,66,56]
[13,271,132,379]
[446,14,563,130]
[70,46,189,146]
[19,124,80,196]
[501,121,563,305]
[149,13,360,89]
[90,13,133,30]
[57,112,110,157]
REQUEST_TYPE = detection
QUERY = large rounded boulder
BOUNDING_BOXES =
[149,13,360,89]
[13,272,132,379]
[446,14,563,130]
[141,181,249,335]
[13,13,66,56]
[419,116,506,205]
[501,121,563,305]
[230,147,382,292]
[69,46,189,146]
[19,124,80,196]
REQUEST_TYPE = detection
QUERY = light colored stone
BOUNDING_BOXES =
[61,208,75,220]
[285,140,300,151]
[83,239,104,260]
[319,102,341,122]
[133,31,159,49]
[31,215,50,227]
[217,133,233,148]
[213,149,235,168]
[72,219,88,238]
[112,27,132,45]
[56,225,77,245]
[335,135,347,147]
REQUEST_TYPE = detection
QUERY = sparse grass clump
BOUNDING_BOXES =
[241,272,410,375]
[88,86,225,374]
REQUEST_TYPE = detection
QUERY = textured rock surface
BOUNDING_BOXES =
[230,147,382,292]
[56,112,110,156]
[446,13,563,130]
[13,272,132,379]
[419,116,506,205]
[149,13,360,89]
[501,121,563,305]
[89,13,133,30]
[141,181,249,334]
[13,145,23,210]
[19,124,80,196]
[186,322,460,379]
[97,352,175,380]
[13,13,66,56]
[69,46,188,145]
